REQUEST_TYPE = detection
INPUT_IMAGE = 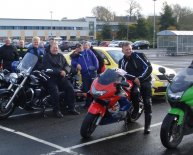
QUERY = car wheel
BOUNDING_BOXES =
[137,46,140,50]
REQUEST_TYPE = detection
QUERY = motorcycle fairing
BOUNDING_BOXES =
[88,102,106,116]
[169,108,184,125]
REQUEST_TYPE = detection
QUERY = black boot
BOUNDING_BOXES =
[144,113,152,134]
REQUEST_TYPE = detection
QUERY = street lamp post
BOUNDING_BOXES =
[153,0,156,49]
[50,11,53,37]
[127,16,129,40]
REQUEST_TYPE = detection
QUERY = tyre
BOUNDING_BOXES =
[80,113,99,138]
[0,95,16,120]
[137,46,140,50]
[160,114,184,149]
[126,101,144,123]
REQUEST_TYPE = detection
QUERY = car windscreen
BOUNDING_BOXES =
[170,67,193,93]
[107,50,124,64]
[98,69,123,85]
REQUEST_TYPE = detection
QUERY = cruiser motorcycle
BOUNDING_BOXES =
[0,52,67,120]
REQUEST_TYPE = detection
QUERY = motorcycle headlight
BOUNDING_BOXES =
[91,86,107,98]
[168,89,184,100]
[9,73,18,83]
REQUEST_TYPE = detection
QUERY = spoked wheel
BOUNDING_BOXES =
[80,113,99,138]
[126,101,144,123]
[0,95,16,120]
[160,114,184,149]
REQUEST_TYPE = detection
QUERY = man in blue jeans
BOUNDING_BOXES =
[71,42,99,108]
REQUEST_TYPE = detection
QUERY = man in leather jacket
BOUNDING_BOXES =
[17,39,28,58]
[118,42,153,134]
[43,42,79,118]
[0,38,19,71]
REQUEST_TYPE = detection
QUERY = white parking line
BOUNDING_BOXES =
[24,122,162,155]
[68,122,162,150]
[0,113,162,155]
[0,125,76,155]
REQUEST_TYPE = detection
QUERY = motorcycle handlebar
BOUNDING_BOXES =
[33,70,50,81]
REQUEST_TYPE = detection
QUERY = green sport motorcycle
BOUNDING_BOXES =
[159,66,193,149]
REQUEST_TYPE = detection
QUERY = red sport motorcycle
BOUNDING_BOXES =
[80,68,144,138]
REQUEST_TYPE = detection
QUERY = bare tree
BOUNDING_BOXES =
[92,6,115,22]
[126,0,142,21]
[172,4,193,22]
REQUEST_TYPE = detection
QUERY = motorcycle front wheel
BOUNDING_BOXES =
[160,114,184,149]
[0,95,16,120]
[80,113,99,138]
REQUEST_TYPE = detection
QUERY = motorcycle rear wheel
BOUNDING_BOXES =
[80,113,99,138]
[160,114,184,149]
[126,102,144,123]
[0,95,16,120]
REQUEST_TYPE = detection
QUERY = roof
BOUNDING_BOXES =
[157,30,193,36]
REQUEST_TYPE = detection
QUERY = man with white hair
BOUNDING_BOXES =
[27,36,45,70]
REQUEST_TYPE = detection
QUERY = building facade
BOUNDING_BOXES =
[0,17,133,42]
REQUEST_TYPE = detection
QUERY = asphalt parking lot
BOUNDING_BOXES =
[1,49,193,155]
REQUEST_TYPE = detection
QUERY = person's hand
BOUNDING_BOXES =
[134,77,140,86]
[60,70,66,77]
[77,64,82,70]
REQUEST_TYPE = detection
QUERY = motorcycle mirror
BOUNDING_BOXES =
[158,67,166,74]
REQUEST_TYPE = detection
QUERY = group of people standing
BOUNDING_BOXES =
[0,37,153,134]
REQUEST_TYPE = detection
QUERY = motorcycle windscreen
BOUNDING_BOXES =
[17,53,38,74]
[170,68,193,93]
[98,69,123,85]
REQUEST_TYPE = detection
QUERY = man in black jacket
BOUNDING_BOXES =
[45,37,54,53]
[0,38,19,71]
[17,39,28,58]
[119,42,153,134]
[43,42,79,118]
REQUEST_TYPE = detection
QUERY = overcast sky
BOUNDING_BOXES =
[0,0,192,20]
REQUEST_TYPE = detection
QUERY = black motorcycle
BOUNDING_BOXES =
[0,69,11,88]
[0,53,67,120]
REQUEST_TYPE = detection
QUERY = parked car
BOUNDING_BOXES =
[99,41,110,47]
[132,40,150,50]
[59,41,79,52]
[108,40,132,48]
[64,47,176,97]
